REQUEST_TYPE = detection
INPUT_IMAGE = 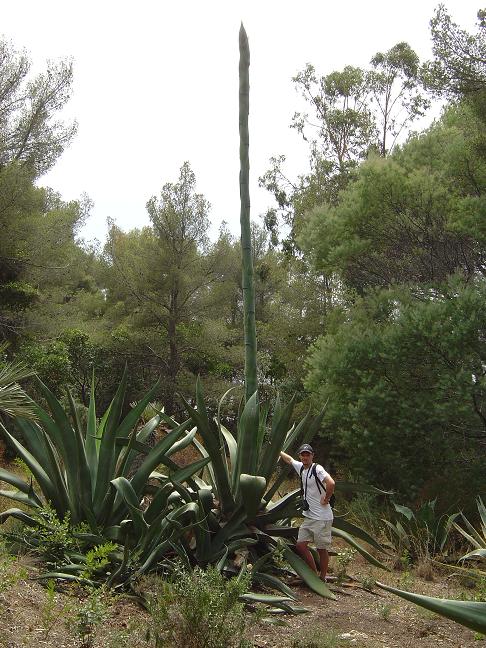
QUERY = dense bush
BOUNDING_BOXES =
[145,567,252,648]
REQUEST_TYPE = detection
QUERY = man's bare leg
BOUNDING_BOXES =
[318,548,329,581]
[295,541,318,573]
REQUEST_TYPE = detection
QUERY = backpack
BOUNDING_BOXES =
[299,463,335,508]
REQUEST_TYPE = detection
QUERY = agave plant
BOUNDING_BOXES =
[152,378,389,604]
[134,25,384,606]
[452,496,486,564]
[431,496,486,585]
[382,500,451,562]
[0,369,212,587]
[0,343,37,420]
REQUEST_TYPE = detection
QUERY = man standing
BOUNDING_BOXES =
[279,444,335,581]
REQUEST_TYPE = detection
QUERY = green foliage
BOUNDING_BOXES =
[261,40,426,248]
[448,496,486,588]
[0,365,386,605]
[0,37,76,177]
[82,542,118,580]
[377,603,392,621]
[292,63,375,172]
[426,5,486,100]
[378,496,486,635]
[18,328,107,403]
[19,340,72,393]
[341,492,382,537]
[368,41,429,156]
[177,378,389,604]
[360,574,376,592]
[451,497,486,570]
[301,154,481,291]
[304,279,486,502]
[103,162,226,415]
[102,622,151,648]
[15,504,88,562]
[0,281,39,310]
[146,566,251,648]
[0,168,91,344]
[299,96,486,291]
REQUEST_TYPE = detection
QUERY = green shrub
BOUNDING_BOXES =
[146,566,251,648]
[12,503,89,563]
[290,629,343,648]
[342,492,382,536]
[82,542,118,580]
[67,586,111,648]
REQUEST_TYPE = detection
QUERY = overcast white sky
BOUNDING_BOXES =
[1,1,481,245]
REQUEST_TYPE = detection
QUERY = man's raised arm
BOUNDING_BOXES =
[279,451,294,465]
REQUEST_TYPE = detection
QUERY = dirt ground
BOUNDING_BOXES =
[249,571,482,648]
[1,558,482,648]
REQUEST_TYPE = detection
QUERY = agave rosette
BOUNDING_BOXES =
[0,369,210,586]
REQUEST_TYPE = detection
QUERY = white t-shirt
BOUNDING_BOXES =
[292,460,333,521]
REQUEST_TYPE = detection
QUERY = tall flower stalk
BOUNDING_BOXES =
[239,24,257,403]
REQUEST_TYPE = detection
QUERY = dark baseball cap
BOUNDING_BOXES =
[298,444,314,454]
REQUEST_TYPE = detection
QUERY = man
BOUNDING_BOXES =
[279,444,335,581]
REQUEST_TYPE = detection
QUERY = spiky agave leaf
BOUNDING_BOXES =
[0,360,36,420]
[282,547,336,600]
[240,474,266,521]
[233,391,260,490]
[0,422,63,514]
[453,497,486,558]
[376,581,486,634]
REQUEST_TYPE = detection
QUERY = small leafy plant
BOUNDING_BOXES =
[146,566,251,648]
[290,629,344,648]
[40,579,67,641]
[82,542,118,580]
[68,586,111,648]
[377,603,392,621]
[335,548,356,583]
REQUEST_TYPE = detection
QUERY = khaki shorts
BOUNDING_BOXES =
[297,518,332,549]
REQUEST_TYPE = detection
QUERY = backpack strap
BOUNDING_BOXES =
[313,464,335,508]
[301,463,325,493]
[312,464,324,494]
[300,463,313,501]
